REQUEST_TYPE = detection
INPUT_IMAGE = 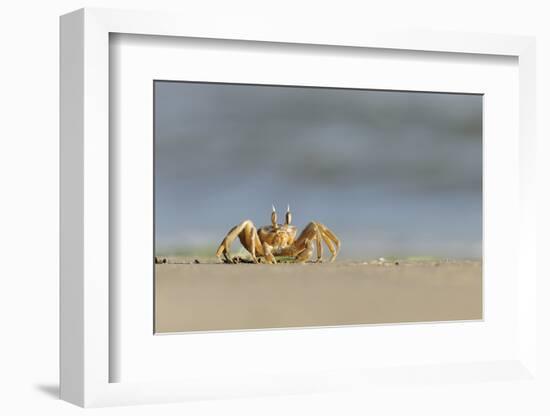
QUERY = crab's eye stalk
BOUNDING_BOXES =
[285,204,292,225]
[271,204,278,227]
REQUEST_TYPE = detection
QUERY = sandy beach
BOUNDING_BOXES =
[155,260,482,333]
[154,259,482,333]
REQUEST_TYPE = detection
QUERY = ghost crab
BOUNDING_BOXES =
[216,205,340,264]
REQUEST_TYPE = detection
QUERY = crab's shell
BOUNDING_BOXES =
[257,224,297,251]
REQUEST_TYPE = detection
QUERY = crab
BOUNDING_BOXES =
[215,205,341,264]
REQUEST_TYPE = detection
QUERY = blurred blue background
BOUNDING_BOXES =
[154,81,482,259]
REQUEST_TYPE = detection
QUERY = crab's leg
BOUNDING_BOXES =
[215,220,261,263]
[314,228,323,262]
[242,224,258,263]
[317,223,341,262]
[320,233,335,259]
[247,225,265,264]
[292,222,340,263]
[292,222,322,262]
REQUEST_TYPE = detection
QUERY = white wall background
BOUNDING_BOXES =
[0,0,548,415]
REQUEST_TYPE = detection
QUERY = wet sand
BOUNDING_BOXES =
[155,260,482,333]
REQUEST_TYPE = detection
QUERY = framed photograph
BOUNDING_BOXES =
[152,80,483,334]
[60,8,538,407]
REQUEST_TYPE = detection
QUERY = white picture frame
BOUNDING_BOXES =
[60,7,538,408]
